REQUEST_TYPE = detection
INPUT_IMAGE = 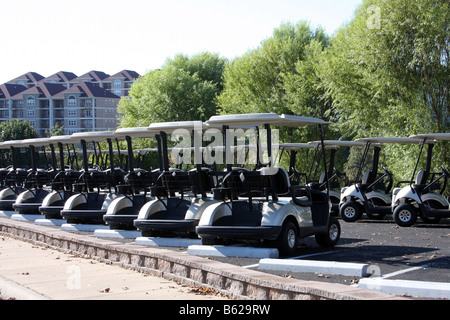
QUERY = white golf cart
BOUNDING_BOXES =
[60,131,125,225]
[195,113,341,256]
[103,127,159,230]
[38,134,83,219]
[392,133,450,227]
[12,137,53,215]
[133,121,218,238]
[339,137,427,222]
[0,140,29,210]
[308,140,366,216]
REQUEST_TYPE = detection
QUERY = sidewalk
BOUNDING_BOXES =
[0,235,229,300]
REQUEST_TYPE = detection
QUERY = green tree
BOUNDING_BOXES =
[321,0,449,184]
[118,52,227,128]
[217,21,334,172]
[218,21,330,116]
[0,119,39,168]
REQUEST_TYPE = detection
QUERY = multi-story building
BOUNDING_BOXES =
[0,69,140,136]
[6,72,45,88]
[103,70,140,97]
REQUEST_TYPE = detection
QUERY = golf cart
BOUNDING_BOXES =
[38,134,83,219]
[392,133,450,227]
[307,140,365,215]
[103,127,159,230]
[133,121,218,238]
[0,140,32,210]
[12,138,54,215]
[279,141,346,216]
[338,137,426,222]
[195,113,341,256]
[60,131,125,225]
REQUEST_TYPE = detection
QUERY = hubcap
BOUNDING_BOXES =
[344,207,356,218]
[287,228,296,248]
[329,224,339,241]
[398,209,412,222]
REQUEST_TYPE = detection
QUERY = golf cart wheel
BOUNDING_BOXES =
[340,201,361,222]
[275,221,298,256]
[393,203,417,227]
[315,216,341,247]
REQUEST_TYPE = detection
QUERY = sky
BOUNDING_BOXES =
[0,0,362,84]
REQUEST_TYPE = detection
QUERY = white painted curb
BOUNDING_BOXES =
[187,245,279,259]
[357,278,450,299]
[94,229,141,239]
[61,223,110,232]
[0,210,16,217]
[258,258,371,277]
[135,237,202,247]
[35,218,67,226]
[11,214,43,222]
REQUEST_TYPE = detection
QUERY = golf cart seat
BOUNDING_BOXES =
[356,170,373,192]
[213,167,290,201]
[415,170,427,185]
[212,167,291,227]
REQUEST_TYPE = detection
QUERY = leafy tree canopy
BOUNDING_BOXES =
[118,52,227,128]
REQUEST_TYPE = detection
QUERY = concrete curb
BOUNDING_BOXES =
[135,237,202,247]
[188,245,279,259]
[259,259,371,277]
[0,218,406,300]
[357,278,450,299]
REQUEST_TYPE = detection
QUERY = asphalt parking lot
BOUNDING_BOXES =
[209,216,450,284]
[2,211,449,299]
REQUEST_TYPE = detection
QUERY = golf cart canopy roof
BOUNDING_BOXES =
[206,113,327,128]
[49,135,82,144]
[409,133,450,141]
[355,137,434,144]
[309,140,367,147]
[306,140,367,148]
[0,140,24,149]
[1,140,24,148]
[20,137,51,147]
[279,143,314,150]
[71,131,116,142]
[114,127,156,138]
[148,121,208,133]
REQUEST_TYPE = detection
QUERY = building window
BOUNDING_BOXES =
[114,90,122,96]
[29,120,35,126]
[114,79,121,87]
[68,109,77,116]
[68,96,77,106]
[27,96,35,106]
[27,110,35,117]
[68,120,77,126]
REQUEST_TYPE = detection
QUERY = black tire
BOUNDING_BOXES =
[315,217,341,247]
[340,201,361,222]
[275,221,298,256]
[393,203,417,227]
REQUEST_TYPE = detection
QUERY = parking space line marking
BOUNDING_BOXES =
[381,264,429,279]
[287,250,338,260]
[241,250,339,269]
